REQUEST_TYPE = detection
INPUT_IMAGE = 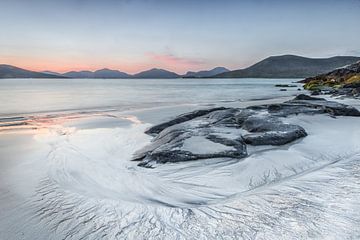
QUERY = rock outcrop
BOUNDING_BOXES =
[300,61,360,98]
[133,94,360,167]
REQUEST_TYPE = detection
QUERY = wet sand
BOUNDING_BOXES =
[0,96,360,239]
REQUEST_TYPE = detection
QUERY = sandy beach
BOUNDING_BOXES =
[1,1,360,238]
[1,92,359,239]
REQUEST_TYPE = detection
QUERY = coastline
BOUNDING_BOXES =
[0,95,296,133]
[0,92,360,238]
[1,0,359,238]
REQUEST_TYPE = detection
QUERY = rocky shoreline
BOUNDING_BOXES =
[132,62,360,168]
[300,61,360,98]
[133,94,360,167]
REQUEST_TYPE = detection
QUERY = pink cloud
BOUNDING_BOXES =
[146,52,206,73]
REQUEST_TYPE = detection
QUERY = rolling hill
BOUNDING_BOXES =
[212,55,360,78]
[2,55,360,79]
[132,68,180,79]
[62,69,131,78]
[183,67,229,78]
[0,65,66,78]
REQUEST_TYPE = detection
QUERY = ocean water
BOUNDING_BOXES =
[0,78,300,116]
[1,78,360,239]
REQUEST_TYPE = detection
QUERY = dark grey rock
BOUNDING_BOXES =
[266,103,323,116]
[275,84,297,87]
[134,120,247,167]
[240,114,307,145]
[248,94,360,117]
[244,129,307,146]
[311,90,321,95]
[343,82,360,88]
[134,95,360,167]
[286,99,360,116]
[293,94,324,101]
[334,88,352,96]
[352,87,360,97]
[145,107,227,135]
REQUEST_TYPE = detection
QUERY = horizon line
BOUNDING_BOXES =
[2,53,360,75]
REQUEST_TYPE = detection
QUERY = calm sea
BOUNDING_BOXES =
[0,78,301,116]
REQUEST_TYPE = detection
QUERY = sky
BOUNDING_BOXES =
[0,0,360,74]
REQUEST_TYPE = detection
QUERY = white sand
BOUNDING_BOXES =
[0,97,359,239]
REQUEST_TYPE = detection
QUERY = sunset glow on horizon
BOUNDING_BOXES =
[0,52,212,74]
[1,51,225,74]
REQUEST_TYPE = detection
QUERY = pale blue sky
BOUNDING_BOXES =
[0,0,359,73]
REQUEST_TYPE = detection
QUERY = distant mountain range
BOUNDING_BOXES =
[132,68,180,79]
[42,68,180,79]
[212,55,360,78]
[61,69,132,78]
[1,55,360,79]
[183,67,229,78]
[0,65,67,78]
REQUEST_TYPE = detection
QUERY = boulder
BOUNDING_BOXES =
[274,84,297,87]
[351,87,360,97]
[293,94,324,101]
[311,90,321,95]
[145,107,227,135]
[133,95,360,167]
[343,82,360,89]
[244,129,307,146]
